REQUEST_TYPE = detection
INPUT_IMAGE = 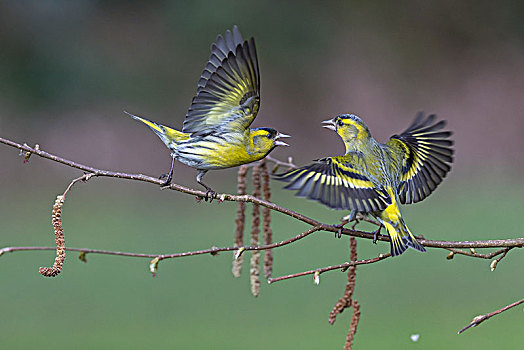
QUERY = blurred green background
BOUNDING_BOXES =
[1,1,523,349]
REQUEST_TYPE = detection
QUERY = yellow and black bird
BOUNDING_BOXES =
[275,113,453,256]
[127,26,289,200]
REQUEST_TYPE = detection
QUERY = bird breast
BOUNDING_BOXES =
[175,134,263,170]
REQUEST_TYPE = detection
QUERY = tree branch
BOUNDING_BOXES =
[0,226,323,262]
[1,135,523,286]
[458,298,524,334]
[2,135,524,344]
[267,253,391,284]
[2,136,523,250]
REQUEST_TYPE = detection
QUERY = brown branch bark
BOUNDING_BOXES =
[267,253,391,284]
[458,298,524,334]
[2,135,523,344]
[0,226,324,261]
[1,136,523,289]
[446,247,512,259]
[2,137,523,251]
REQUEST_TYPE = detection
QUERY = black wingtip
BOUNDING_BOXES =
[390,241,408,257]
[232,25,243,43]
[404,236,426,253]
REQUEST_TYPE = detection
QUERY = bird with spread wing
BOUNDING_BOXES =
[275,113,453,256]
[127,26,289,201]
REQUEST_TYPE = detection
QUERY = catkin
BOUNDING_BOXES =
[250,165,261,297]
[39,195,66,277]
[345,300,361,350]
[233,165,249,277]
[329,238,359,328]
[260,161,273,279]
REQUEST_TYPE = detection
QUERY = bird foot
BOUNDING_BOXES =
[334,210,361,237]
[195,188,216,202]
[373,224,383,244]
[332,223,346,239]
[204,189,217,202]
[158,172,173,187]
[159,156,176,187]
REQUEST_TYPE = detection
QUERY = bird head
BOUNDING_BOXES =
[249,128,290,154]
[322,114,370,142]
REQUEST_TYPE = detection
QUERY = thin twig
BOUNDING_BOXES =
[458,298,524,334]
[1,226,324,262]
[489,248,513,271]
[3,135,524,344]
[445,247,511,259]
[268,253,391,284]
[446,247,515,271]
[265,155,296,172]
[2,138,524,251]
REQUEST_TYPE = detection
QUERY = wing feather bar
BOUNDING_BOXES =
[183,26,260,135]
[390,112,454,204]
[274,158,388,211]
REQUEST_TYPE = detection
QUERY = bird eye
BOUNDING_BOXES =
[266,133,272,139]
[337,120,344,127]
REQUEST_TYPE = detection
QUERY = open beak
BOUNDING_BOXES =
[275,140,289,147]
[321,119,336,131]
[275,132,291,147]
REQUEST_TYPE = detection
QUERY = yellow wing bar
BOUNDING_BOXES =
[274,157,389,212]
[388,112,454,204]
[182,26,260,136]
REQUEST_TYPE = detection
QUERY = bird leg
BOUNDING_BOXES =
[333,210,358,239]
[159,155,176,187]
[372,224,383,244]
[196,170,216,202]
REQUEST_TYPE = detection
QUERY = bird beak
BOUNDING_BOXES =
[321,119,336,131]
[274,132,290,147]
[275,140,289,147]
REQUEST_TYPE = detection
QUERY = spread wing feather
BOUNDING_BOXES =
[183,26,260,136]
[388,112,454,204]
[274,156,390,211]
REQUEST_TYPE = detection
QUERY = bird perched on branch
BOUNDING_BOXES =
[275,112,453,256]
[127,26,289,201]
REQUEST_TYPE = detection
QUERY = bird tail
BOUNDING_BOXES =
[381,217,426,256]
[376,193,426,256]
[125,111,189,149]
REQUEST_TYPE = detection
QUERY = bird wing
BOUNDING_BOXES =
[274,155,390,212]
[182,26,260,136]
[387,112,454,204]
